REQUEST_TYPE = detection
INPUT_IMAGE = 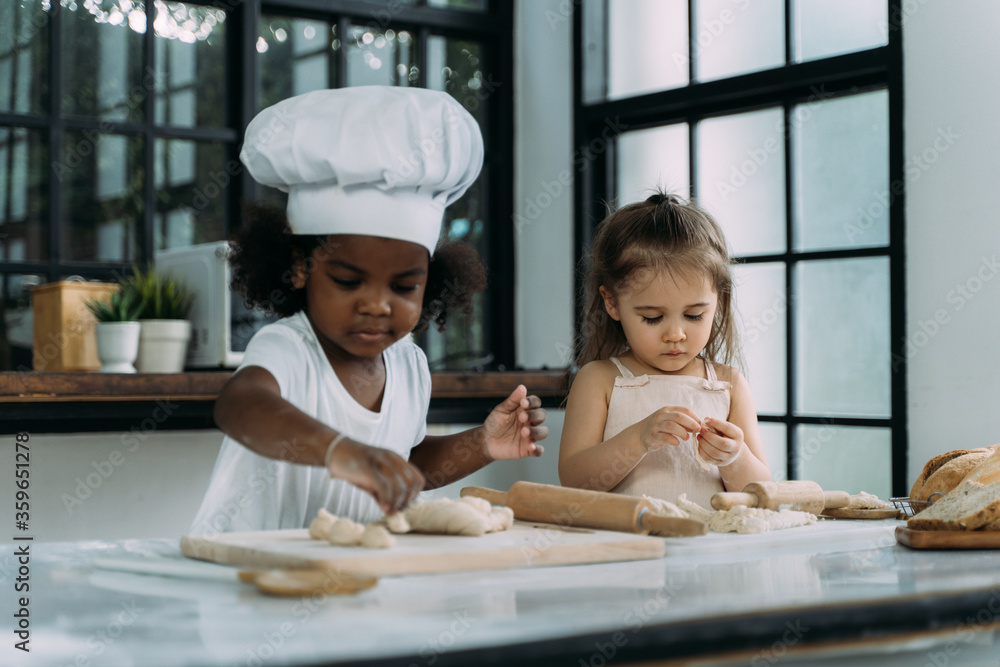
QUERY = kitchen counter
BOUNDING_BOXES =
[4,519,1000,666]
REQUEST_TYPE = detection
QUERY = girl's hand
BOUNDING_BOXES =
[639,406,702,452]
[697,417,745,467]
[482,385,548,460]
[326,438,425,513]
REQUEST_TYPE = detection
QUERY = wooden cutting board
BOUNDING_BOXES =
[181,521,666,576]
[895,526,1000,549]
[821,508,903,520]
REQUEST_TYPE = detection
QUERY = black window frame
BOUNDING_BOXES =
[573,0,908,495]
[0,0,516,372]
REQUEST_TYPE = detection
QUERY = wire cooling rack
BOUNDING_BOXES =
[889,496,940,518]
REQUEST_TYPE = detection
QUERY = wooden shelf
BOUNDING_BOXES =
[0,370,569,432]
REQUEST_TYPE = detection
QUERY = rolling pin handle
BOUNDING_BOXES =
[824,491,851,509]
[459,486,507,505]
[711,492,759,510]
[640,512,709,537]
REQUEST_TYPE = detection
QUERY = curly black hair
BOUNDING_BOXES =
[229,201,487,333]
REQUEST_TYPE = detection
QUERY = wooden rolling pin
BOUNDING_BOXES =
[711,480,850,514]
[461,481,707,537]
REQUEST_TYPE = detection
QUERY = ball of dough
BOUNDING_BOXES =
[309,508,338,541]
[327,518,365,546]
[384,512,411,534]
[360,524,395,549]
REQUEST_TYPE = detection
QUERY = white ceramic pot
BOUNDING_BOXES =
[95,321,141,373]
[136,319,192,373]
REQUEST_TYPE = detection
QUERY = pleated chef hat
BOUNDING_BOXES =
[239,86,483,254]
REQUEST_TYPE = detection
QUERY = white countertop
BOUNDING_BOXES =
[4,519,1000,666]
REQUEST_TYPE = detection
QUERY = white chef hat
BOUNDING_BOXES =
[239,86,484,254]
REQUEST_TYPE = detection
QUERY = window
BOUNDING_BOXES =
[0,0,513,373]
[576,0,906,497]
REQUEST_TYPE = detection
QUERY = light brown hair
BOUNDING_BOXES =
[576,191,742,371]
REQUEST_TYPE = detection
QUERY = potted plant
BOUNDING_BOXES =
[85,284,144,373]
[128,266,196,373]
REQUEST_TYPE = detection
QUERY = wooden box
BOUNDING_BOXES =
[31,281,119,372]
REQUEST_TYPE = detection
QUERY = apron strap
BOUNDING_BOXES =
[609,356,635,378]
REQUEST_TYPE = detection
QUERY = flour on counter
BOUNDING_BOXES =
[847,491,893,510]
[644,493,816,534]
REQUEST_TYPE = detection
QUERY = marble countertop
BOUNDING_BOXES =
[4,519,1000,666]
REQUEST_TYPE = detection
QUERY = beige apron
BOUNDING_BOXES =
[604,356,731,508]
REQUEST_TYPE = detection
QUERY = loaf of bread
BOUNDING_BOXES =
[908,449,984,501]
[908,449,1000,531]
[915,450,994,501]
[909,444,1000,501]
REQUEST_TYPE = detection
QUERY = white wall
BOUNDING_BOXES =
[903,1,1000,483]
[513,0,576,369]
[0,432,222,542]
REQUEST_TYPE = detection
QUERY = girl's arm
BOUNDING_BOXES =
[558,362,702,491]
[707,369,773,492]
[408,385,548,489]
[213,366,424,512]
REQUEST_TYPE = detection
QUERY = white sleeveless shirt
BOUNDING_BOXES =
[603,356,731,509]
[190,311,430,533]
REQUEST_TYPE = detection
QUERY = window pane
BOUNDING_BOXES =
[258,16,337,110]
[796,425,891,498]
[793,0,888,62]
[795,257,890,417]
[733,262,786,415]
[758,422,786,482]
[61,132,144,262]
[423,174,489,370]
[346,26,417,88]
[793,90,888,252]
[696,107,785,256]
[154,138,227,250]
[0,1,49,114]
[427,0,485,10]
[154,2,228,127]
[62,0,146,121]
[428,36,487,126]
[1,273,41,371]
[0,127,48,261]
[608,0,688,99]
[617,123,689,207]
[694,0,784,82]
